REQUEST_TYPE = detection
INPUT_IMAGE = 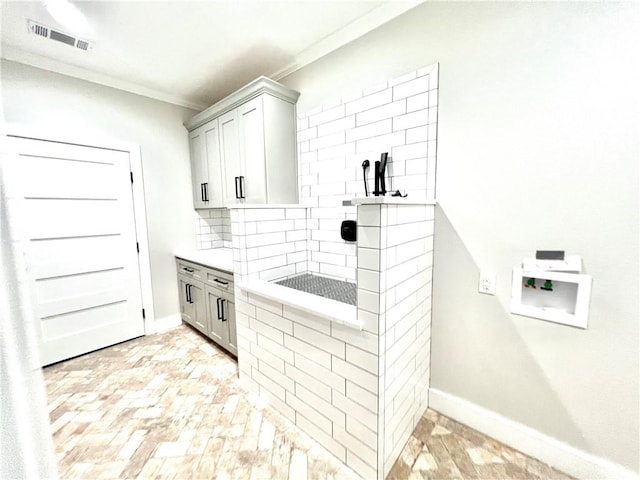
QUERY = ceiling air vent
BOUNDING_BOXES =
[28,20,92,51]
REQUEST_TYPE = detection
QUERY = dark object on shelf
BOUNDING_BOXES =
[373,152,388,196]
[541,280,554,291]
[391,190,407,197]
[536,250,565,260]
[362,159,370,197]
[340,220,357,242]
[525,277,537,288]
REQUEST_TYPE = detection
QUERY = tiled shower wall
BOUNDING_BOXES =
[297,63,439,282]
[195,208,231,249]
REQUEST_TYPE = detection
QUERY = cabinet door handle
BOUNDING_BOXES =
[183,267,194,273]
[186,284,193,303]
[185,284,189,303]
[203,182,209,202]
[221,299,227,322]
[239,176,245,199]
[234,176,240,199]
[216,297,222,320]
[213,278,228,286]
[200,183,206,202]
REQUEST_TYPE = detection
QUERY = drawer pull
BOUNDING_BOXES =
[213,278,229,286]
[183,267,195,273]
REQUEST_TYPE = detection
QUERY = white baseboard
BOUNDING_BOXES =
[145,314,182,334]
[429,388,638,480]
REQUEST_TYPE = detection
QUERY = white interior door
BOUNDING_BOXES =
[10,137,145,366]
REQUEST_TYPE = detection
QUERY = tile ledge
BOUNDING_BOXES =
[352,196,436,206]
[238,279,361,330]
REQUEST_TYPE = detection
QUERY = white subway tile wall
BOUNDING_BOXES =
[298,63,438,281]
[195,208,232,250]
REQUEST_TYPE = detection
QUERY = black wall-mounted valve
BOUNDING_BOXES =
[340,220,357,242]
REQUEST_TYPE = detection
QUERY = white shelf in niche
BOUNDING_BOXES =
[510,268,592,329]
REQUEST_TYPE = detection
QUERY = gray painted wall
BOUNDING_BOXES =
[1,60,198,327]
[281,2,639,472]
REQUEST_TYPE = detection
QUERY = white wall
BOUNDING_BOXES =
[281,1,639,474]
[1,60,197,327]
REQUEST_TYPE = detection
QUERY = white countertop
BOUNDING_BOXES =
[226,203,307,209]
[239,279,361,330]
[175,248,234,272]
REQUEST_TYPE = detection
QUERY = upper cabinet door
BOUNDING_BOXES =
[203,120,224,208]
[237,97,267,204]
[219,109,242,205]
[188,127,209,209]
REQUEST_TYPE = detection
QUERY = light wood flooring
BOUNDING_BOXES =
[44,324,573,480]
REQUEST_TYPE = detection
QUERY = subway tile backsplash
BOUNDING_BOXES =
[195,208,231,250]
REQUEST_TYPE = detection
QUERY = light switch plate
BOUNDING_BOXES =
[479,271,496,295]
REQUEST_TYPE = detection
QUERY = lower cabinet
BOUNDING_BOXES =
[178,275,207,335]
[176,258,237,356]
[205,285,237,355]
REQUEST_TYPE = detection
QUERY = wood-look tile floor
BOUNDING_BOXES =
[44,325,573,480]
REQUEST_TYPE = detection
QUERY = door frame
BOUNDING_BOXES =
[2,122,155,332]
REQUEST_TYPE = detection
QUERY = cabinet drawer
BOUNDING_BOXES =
[176,259,203,281]
[204,268,233,290]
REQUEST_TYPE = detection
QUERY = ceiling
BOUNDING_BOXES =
[1,0,421,110]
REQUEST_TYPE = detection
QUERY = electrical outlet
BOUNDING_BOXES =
[479,271,496,295]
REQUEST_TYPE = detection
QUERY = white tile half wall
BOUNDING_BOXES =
[297,63,438,282]
[233,200,435,479]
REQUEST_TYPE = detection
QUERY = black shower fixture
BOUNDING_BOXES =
[374,152,388,196]
[361,159,370,197]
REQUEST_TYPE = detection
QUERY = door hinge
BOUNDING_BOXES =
[130,171,134,184]
[142,308,146,319]
[136,242,139,253]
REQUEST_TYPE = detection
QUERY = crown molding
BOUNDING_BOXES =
[269,0,424,81]
[1,45,207,111]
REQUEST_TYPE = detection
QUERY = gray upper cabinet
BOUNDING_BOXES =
[189,119,224,208]
[185,77,300,209]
